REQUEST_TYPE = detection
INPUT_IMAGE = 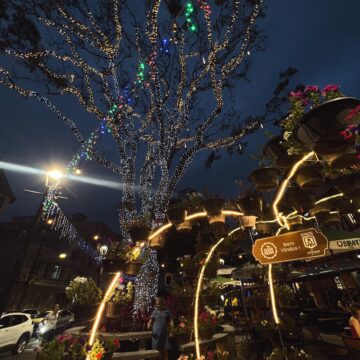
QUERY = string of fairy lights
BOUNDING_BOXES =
[0,0,265,310]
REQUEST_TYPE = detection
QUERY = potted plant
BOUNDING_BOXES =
[166,200,187,224]
[248,167,280,192]
[103,242,127,273]
[284,85,360,167]
[123,244,149,276]
[173,315,192,345]
[35,339,65,360]
[101,337,121,359]
[239,215,257,230]
[149,230,167,250]
[316,211,341,227]
[202,197,225,217]
[237,192,264,216]
[105,281,134,318]
[66,277,102,322]
[54,333,86,360]
[294,165,323,189]
[125,214,151,243]
[198,309,218,340]
[263,135,301,168]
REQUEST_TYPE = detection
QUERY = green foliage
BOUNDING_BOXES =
[65,277,102,305]
[35,340,65,360]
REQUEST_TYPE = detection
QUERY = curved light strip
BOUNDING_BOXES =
[185,211,208,221]
[315,193,344,205]
[147,209,244,240]
[273,151,315,228]
[148,223,172,240]
[194,226,242,359]
[87,272,120,357]
[221,210,244,216]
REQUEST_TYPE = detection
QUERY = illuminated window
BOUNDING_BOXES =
[50,265,61,280]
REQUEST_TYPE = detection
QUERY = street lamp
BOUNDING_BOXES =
[59,253,67,259]
[45,169,64,187]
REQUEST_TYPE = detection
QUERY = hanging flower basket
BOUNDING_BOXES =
[208,213,226,224]
[263,135,301,168]
[175,220,193,233]
[248,167,280,192]
[166,207,186,224]
[239,215,257,229]
[255,221,274,235]
[335,174,360,196]
[287,216,303,230]
[105,302,128,319]
[103,259,126,273]
[294,165,324,189]
[279,187,315,213]
[129,226,150,242]
[149,232,167,250]
[203,198,225,216]
[293,97,360,165]
[124,262,143,276]
[316,211,341,227]
[237,193,263,216]
[71,304,98,323]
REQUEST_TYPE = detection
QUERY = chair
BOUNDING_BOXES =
[342,335,360,359]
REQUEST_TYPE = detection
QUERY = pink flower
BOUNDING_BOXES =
[304,85,319,93]
[322,84,340,94]
[345,105,360,121]
[289,90,303,99]
[340,128,354,140]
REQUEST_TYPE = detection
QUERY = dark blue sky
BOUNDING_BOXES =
[1,0,360,231]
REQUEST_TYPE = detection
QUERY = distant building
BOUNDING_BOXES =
[0,170,15,219]
[0,213,119,312]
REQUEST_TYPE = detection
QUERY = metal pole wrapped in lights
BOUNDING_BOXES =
[87,272,121,359]
[193,227,242,359]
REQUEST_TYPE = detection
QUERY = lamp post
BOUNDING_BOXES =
[14,169,64,310]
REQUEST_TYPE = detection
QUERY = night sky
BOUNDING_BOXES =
[1,0,360,231]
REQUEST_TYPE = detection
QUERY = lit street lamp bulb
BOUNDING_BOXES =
[93,235,100,241]
[74,169,81,175]
[47,169,64,180]
[59,253,67,259]
[47,219,54,225]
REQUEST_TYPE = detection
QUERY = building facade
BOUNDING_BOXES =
[0,213,119,312]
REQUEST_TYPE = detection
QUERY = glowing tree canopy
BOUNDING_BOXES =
[0,0,296,309]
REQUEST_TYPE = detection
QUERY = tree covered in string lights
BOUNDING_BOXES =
[0,0,295,310]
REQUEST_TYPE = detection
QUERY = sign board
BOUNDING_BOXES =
[252,228,328,265]
[329,238,360,251]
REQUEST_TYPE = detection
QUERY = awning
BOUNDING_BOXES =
[324,230,360,252]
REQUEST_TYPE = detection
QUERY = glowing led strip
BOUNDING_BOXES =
[194,226,242,359]
[87,272,120,358]
[315,193,343,205]
[273,151,315,228]
[268,264,280,324]
[147,210,244,240]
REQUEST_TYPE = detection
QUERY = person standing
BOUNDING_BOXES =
[148,297,173,360]
[43,304,60,341]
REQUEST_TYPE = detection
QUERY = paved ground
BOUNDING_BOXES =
[0,338,39,360]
